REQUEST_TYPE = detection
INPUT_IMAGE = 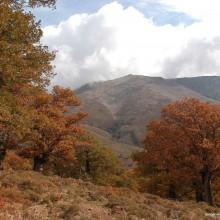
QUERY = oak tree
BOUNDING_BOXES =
[136,98,220,206]
[0,0,55,163]
[19,86,87,171]
[0,0,89,175]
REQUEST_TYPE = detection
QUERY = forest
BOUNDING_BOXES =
[1,0,220,212]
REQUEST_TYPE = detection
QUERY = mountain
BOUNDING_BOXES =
[76,75,220,149]
[83,124,140,167]
[1,170,219,219]
[174,76,220,101]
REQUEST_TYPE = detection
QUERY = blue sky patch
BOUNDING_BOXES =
[33,0,196,26]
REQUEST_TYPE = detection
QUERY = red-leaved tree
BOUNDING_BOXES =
[136,98,220,206]
[19,86,88,171]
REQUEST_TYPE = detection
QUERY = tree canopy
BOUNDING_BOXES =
[0,0,55,153]
[1,0,56,8]
[0,0,89,173]
[135,98,220,206]
[19,86,88,171]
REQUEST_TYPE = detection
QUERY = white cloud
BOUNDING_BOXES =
[162,38,220,78]
[42,1,220,88]
[160,0,220,22]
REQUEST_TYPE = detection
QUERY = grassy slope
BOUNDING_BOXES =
[0,171,219,220]
[83,124,140,167]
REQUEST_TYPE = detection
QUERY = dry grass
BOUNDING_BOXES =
[0,170,219,219]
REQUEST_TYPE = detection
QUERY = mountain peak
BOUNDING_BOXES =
[76,75,220,146]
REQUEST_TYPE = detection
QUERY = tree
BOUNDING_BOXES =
[0,1,55,92]
[0,0,89,175]
[41,134,123,185]
[19,86,87,171]
[75,137,122,184]
[135,98,220,206]
[0,0,55,163]
[1,0,56,8]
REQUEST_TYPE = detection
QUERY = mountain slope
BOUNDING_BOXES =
[0,170,219,219]
[76,75,218,146]
[83,124,140,167]
[174,76,220,101]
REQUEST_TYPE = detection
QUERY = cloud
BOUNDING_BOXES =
[162,38,220,78]
[159,0,220,21]
[42,1,220,88]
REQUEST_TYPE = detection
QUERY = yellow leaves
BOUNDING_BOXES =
[0,0,55,133]
[0,2,54,92]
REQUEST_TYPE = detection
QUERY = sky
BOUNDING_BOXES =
[33,0,220,88]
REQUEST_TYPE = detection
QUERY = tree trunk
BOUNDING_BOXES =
[33,153,48,172]
[195,189,204,202]
[85,150,90,174]
[204,174,214,206]
[168,184,177,199]
[0,147,6,170]
[193,180,204,202]
[201,167,214,206]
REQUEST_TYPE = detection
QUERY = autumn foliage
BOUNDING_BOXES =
[0,0,122,188]
[3,0,220,209]
[19,86,88,171]
[0,0,89,172]
[135,98,220,206]
[0,0,55,151]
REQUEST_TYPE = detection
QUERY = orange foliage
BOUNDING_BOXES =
[0,1,89,174]
[4,151,31,170]
[0,0,55,151]
[137,98,220,206]
[19,86,88,171]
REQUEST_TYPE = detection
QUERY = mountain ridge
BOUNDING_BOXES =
[76,75,220,147]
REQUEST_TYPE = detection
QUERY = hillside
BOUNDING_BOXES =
[0,170,219,220]
[174,76,220,101]
[76,75,219,146]
[83,124,140,167]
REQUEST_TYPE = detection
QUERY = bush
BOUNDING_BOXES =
[4,151,32,170]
